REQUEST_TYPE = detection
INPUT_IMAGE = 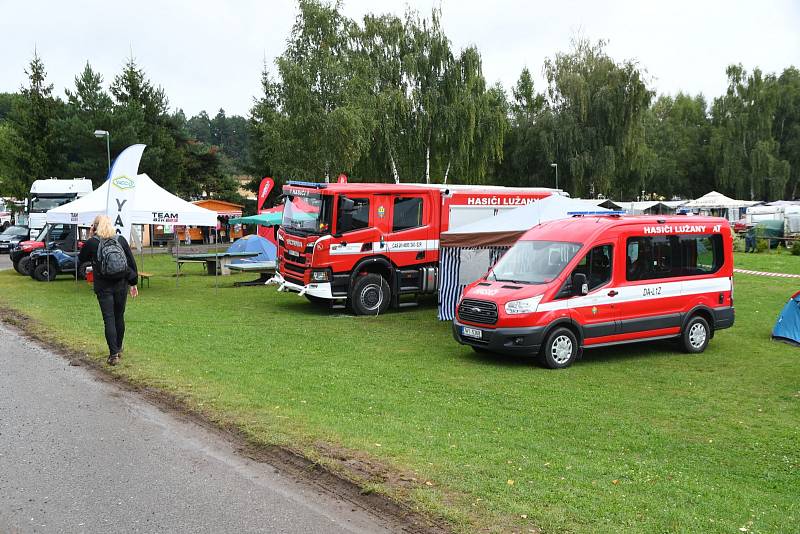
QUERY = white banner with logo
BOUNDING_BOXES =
[105,144,145,239]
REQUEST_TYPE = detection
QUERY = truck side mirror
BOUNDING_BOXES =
[572,273,588,296]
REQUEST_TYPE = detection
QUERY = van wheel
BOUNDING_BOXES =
[540,327,579,369]
[682,315,710,353]
[33,263,57,282]
[17,256,33,276]
[350,274,390,315]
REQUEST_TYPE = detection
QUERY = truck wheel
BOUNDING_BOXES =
[350,274,390,315]
[33,263,57,282]
[539,327,579,369]
[682,315,710,353]
[16,256,33,276]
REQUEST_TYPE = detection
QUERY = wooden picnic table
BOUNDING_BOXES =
[176,252,259,276]
[227,261,277,286]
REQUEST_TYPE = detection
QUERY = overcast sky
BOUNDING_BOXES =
[1,0,798,117]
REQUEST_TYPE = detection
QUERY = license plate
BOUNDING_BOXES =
[287,250,300,257]
[462,327,482,339]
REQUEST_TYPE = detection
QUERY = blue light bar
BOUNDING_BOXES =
[568,210,626,217]
[286,181,327,189]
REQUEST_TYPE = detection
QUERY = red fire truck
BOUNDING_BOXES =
[452,214,735,368]
[273,182,562,314]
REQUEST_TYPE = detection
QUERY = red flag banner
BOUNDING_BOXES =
[257,177,274,212]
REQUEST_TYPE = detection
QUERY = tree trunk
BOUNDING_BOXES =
[443,160,451,184]
[389,153,400,184]
[425,126,432,184]
[425,145,431,184]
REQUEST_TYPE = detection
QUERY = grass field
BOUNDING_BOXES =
[1,252,798,533]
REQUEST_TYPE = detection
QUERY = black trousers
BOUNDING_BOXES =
[96,283,129,356]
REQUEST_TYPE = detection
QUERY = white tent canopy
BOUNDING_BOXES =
[46,173,217,228]
[441,195,611,248]
[682,191,754,209]
[438,196,610,320]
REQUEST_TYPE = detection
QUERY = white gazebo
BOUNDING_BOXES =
[681,191,759,222]
[46,144,219,285]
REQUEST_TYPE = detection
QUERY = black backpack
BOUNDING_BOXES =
[97,237,129,279]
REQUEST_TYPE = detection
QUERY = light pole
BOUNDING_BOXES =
[94,130,110,175]
[550,162,558,190]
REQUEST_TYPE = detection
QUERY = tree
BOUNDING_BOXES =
[642,93,712,198]
[773,67,800,198]
[543,38,653,197]
[58,62,114,182]
[357,12,410,182]
[6,52,65,197]
[497,67,554,187]
[253,0,375,181]
[710,65,790,200]
[403,7,454,183]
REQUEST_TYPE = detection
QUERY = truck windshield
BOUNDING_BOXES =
[30,195,74,211]
[282,193,332,235]
[489,240,582,284]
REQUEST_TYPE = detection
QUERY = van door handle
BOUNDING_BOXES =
[607,290,618,297]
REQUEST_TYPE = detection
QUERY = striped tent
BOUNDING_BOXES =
[437,196,610,320]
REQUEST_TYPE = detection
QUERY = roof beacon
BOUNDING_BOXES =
[568,210,625,217]
[286,181,327,189]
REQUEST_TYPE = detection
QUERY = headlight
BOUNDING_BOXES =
[311,269,330,282]
[504,295,543,315]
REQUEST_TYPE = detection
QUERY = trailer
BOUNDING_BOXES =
[26,178,94,238]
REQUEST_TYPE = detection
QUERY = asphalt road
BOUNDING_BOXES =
[0,322,394,534]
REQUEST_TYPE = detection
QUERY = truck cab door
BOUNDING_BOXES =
[386,195,433,267]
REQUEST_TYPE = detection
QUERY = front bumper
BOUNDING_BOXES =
[452,319,546,356]
[271,272,334,300]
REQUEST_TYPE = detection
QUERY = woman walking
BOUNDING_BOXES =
[78,215,139,365]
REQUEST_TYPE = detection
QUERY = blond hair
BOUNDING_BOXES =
[92,215,117,239]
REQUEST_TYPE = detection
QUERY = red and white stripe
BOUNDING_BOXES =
[734,268,800,279]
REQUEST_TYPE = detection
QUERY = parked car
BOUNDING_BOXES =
[0,225,29,253]
[28,246,90,282]
[11,224,77,276]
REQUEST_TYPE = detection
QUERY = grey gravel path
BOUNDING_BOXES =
[0,322,393,534]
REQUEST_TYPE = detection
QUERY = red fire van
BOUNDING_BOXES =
[452,215,735,368]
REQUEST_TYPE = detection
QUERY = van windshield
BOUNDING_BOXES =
[489,240,582,284]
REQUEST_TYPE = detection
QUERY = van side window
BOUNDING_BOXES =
[393,197,424,231]
[626,234,723,280]
[571,244,613,291]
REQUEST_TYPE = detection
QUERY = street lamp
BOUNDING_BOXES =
[94,130,110,175]
[550,163,558,190]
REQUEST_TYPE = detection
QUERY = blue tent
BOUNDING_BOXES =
[772,290,800,346]
[226,234,276,264]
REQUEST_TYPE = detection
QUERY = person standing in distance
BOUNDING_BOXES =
[79,215,139,365]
